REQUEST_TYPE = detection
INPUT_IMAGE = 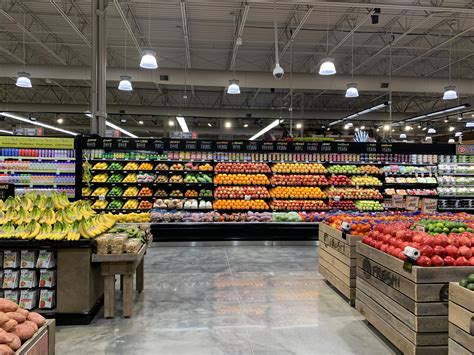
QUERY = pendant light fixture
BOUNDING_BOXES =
[345,32,358,97]
[119,24,133,91]
[319,8,336,75]
[272,0,284,80]
[443,29,457,100]
[399,133,407,139]
[16,13,32,88]
[140,0,158,69]
[428,127,436,134]
[227,15,241,94]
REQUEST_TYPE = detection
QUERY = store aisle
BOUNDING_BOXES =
[56,246,398,355]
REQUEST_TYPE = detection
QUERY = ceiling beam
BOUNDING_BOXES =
[180,0,192,69]
[113,0,142,55]
[229,2,250,70]
[50,0,91,48]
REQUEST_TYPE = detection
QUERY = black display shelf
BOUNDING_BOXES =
[270,184,331,187]
[438,195,474,199]
[270,171,329,175]
[92,208,150,213]
[438,173,474,176]
[0,170,75,174]
[162,196,214,200]
[151,222,319,242]
[270,197,328,200]
[1,156,74,161]
[383,183,438,187]
[85,158,212,163]
[438,184,474,187]
[89,182,213,187]
[84,196,155,200]
[0,239,95,249]
[40,296,104,326]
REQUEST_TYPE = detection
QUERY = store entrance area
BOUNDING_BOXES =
[55,245,398,354]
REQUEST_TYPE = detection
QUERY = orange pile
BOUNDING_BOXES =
[272,163,326,174]
[213,199,269,210]
[214,174,270,185]
[270,186,326,199]
[358,165,382,174]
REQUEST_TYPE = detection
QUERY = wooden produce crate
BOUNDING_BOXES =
[16,319,55,355]
[355,241,474,355]
[318,223,362,305]
[448,282,474,355]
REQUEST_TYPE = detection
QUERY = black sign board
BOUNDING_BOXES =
[0,184,14,199]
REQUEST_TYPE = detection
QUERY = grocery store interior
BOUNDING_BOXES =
[0,1,474,355]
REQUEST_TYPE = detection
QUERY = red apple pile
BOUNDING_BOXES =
[362,223,474,267]
[214,186,270,199]
[215,162,271,173]
[328,200,356,210]
[325,187,383,200]
[328,175,352,186]
[270,200,329,211]
[271,174,329,186]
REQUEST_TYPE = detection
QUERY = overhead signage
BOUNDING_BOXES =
[0,136,74,149]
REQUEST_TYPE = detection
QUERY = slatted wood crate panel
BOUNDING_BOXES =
[355,241,474,355]
[448,282,474,355]
[318,223,361,305]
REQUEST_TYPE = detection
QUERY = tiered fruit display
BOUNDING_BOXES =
[170,163,184,171]
[154,199,184,209]
[137,173,155,183]
[214,186,270,199]
[328,200,356,210]
[328,175,352,186]
[327,165,361,174]
[92,200,108,209]
[185,189,199,197]
[355,200,384,211]
[213,199,269,210]
[198,163,213,171]
[270,200,328,211]
[272,163,326,174]
[138,162,153,170]
[170,190,183,197]
[362,220,474,266]
[358,165,382,174]
[170,175,184,183]
[123,173,137,183]
[271,174,329,186]
[108,186,124,197]
[92,162,108,170]
[270,187,326,199]
[350,176,383,186]
[0,193,115,240]
[108,162,123,170]
[215,162,271,173]
[184,173,212,184]
[155,163,169,171]
[154,189,167,197]
[82,187,92,196]
[155,175,168,183]
[325,187,383,199]
[123,162,139,170]
[138,187,153,196]
[214,174,270,185]
[107,199,123,209]
[199,189,213,197]
[92,187,109,196]
[107,173,123,183]
[92,173,108,182]
[123,199,139,209]
[123,186,139,196]
[138,201,153,209]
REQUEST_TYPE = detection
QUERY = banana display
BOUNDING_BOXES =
[0,192,116,241]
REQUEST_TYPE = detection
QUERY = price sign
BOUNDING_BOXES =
[416,225,426,232]
[293,142,305,152]
[135,139,148,150]
[199,140,213,151]
[153,140,164,151]
[245,141,258,151]
[261,142,274,151]
[320,143,331,152]
[102,139,113,149]
[421,198,437,214]
[366,143,377,153]
[391,195,405,209]
[99,195,105,201]
[86,139,98,149]
[336,143,349,153]
[381,144,393,153]
[244,195,251,201]
[405,196,420,211]
[275,142,289,152]
[231,141,244,151]
[184,140,198,151]
[216,140,229,151]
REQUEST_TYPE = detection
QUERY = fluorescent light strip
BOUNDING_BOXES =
[0,130,13,135]
[466,122,474,128]
[176,116,189,133]
[331,102,389,126]
[249,119,283,141]
[0,112,78,136]
[105,121,138,138]
[405,104,470,122]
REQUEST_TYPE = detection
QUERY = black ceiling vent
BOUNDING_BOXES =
[160,75,169,81]
[380,82,389,88]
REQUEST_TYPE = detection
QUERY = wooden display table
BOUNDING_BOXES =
[92,244,146,318]
[356,241,474,355]
[448,282,474,355]
[318,223,361,305]
[16,319,55,355]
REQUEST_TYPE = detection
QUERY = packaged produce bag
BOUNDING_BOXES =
[3,251,19,268]
[20,250,38,268]
[36,250,55,268]
[3,270,19,289]
[39,289,55,309]
[3,290,19,304]
[39,269,56,288]
[19,289,37,310]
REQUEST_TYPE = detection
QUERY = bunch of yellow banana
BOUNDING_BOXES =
[27,220,41,239]
[14,209,32,226]
[47,221,68,240]
[38,209,56,225]
[0,222,16,239]
[35,224,52,240]
[66,221,81,241]
[52,193,71,210]
[78,213,116,239]
[4,208,19,224]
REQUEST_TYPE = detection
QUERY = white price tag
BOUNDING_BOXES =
[244,195,251,201]
[99,195,105,201]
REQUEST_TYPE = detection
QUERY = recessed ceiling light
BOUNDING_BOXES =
[355,127,359,132]
[448,138,455,143]
[458,116,463,121]
[168,120,175,127]
[383,124,390,131]
[244,123,249,128]
[208,122,212,127]
[225,121,232,129]
[428,128,436,134]
[296,123,302,129]
[444,119,449,123]
[138,120,144,125]
[360,125,365,130]
[449,126,455,131]
[376,128,380,132]
[57,118,64,124]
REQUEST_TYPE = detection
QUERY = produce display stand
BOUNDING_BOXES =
[448,282,474,355]
[15,319,56,355]
[0,240,103,325]
[318,223,361,305]
[92,243,147,318]
[355,241,474,355]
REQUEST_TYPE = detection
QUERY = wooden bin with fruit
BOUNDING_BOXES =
[355,228,474,355]
[318,223,362,305]
[448,281,474,355]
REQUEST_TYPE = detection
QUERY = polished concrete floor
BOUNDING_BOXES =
[56,246,399,354]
